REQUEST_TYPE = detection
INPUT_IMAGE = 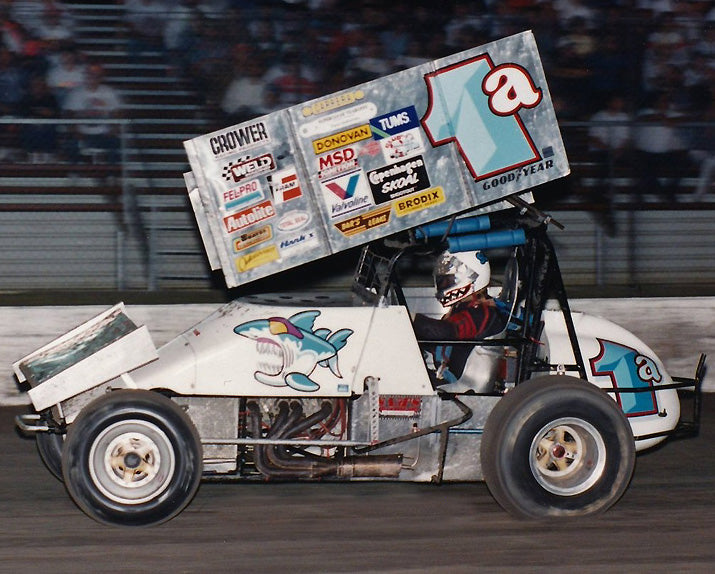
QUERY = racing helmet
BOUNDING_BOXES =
[434,250,490,307]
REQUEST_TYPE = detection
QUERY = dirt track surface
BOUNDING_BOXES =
[1,398,714,574]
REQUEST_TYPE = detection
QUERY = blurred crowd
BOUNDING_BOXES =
[0,0,713,200]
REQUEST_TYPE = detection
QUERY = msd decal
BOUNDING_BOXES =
[234,310,353,392]
[590,339,661,417]
[422,55,541,181]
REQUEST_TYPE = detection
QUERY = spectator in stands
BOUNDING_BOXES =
[633,90,691,203]
[587,93,632,233]
[45,46,85,105]
[185,16,233,108]
[32,4,74,52]
[0,45,24,160]
[62,63,123,164]
[0,45,24,116]
[266,54,317,107]
[124,0,167,57]
[19,73,60,162]
[220,49,271,122]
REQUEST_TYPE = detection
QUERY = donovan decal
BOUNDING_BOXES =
[590,339,661,417]
[234,310,353,392]
[422,56,541,180]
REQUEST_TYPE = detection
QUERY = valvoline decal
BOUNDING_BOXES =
[590,339,660,417]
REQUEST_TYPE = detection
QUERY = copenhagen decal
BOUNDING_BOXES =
[234,310,353,392]
[590,339,661,417]
[367,155,430,203]
[421,55,541,181]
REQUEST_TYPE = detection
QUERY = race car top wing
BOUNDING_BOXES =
[183,31,569,288]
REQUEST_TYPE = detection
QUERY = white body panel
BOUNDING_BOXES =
[541,309,680,450]
[126,300,433,398]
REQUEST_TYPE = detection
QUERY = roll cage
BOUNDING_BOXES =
[352,206,703,440]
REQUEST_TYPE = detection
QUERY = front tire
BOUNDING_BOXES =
[62,390,202,526]
[481,376,635,518]
[36,432,64,482]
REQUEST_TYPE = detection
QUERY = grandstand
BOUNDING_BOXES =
[0,1,712,297]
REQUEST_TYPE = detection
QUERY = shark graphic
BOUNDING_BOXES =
[233,310,353,392]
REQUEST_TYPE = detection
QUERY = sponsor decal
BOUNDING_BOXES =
[370,105,420,139]
[222,153,275,183]
[318,147,359,180]
[232,225,272,252]
[312,124,372,154]
[270,167,303,203]
[278,210,310,232]
[301,89,365,117]
[394,186,445,217]
[235,244,280,272]
[379,395,422,417]
[223,200,275,234]
[422,55,541,180]
[334,204,391,236]
[279,230,317,250]
[590,339,660,417]
[481,159,555,191]
[382,130,424,161]
[223,179,264,210]
[367,155,430,203]
[321,170,373,219]
[299,101,378,138]
[209,121,270,158]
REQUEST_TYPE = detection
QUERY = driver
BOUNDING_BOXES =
[413,250,507,386]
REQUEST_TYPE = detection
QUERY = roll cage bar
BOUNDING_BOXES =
[352,205,588,386]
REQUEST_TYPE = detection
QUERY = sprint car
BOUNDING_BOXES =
[14,206,705,526]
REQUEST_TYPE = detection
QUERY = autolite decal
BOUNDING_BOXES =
[223,200,275,234]
[394,186,445,217]
[232,225,272,252]
[235,244,279,272]
[313,124,372,154]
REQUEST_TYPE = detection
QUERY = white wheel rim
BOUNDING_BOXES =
[529,417,607,496]
[89,420,176,505]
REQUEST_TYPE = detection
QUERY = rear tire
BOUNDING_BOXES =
[36,432,64,482]
[481,376,635,518]
[62,390,202,526]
